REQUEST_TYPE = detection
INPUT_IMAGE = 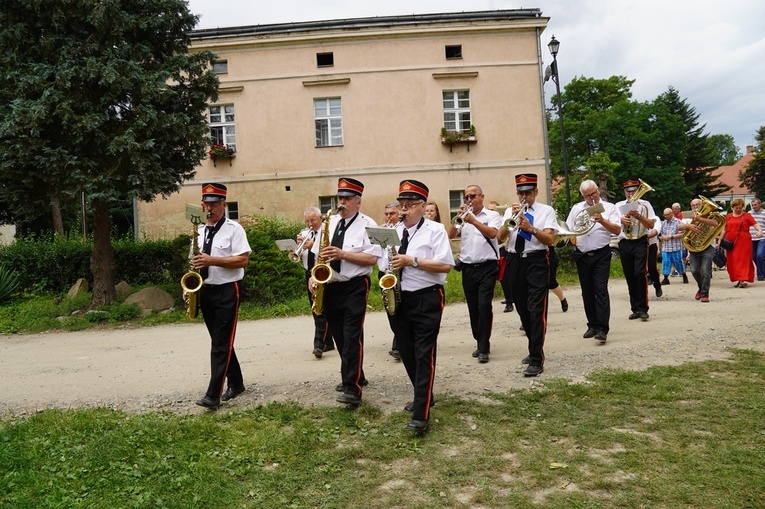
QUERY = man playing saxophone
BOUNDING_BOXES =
[309,178,382,406]
[380,202,402,360]
[615,179,658,321]
[193,183,252,409]
[566,180,621,343]
[389,179,454,431]
[298,207,335,358]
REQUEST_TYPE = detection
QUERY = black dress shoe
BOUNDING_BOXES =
[335,379,368,392]
[501,300,507,304]
[389,349,401,360]
[523,365,544,377]
[323,344,335,352]
[195,396,220,409]
[312,348,323,358]
[336,392,361,405]
[655,287,663,297]
[561,298,568,312]
[628,312,640,320]
[407,419,429,432]
[478,353,489,363]
[472,349,479,358]
[521,356,531,364]
[504,304,514,313]
[221,386,245,401]
[583,327,597,338]
[594,330,607,343]
[404,400,435,413]
[639,312,649,321]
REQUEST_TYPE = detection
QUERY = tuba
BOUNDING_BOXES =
[682,195,725,252]
[623,179,654,239]
[380,244,401,316]
[310,209,335,315]
[180,214,204,319]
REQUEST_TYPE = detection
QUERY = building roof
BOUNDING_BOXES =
[715,145,756,195]
[191,9,545,39]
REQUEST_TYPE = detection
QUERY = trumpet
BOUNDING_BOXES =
[452,204,473,229]
[503,200,528,231]
[288,229,315,263]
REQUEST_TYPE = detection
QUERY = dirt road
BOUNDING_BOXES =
[1,273,762,418]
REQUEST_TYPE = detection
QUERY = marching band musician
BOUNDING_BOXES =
[566,180,621,343]
[389,180,454,432]
[615,179,658,321]
[193,183,252,409]
[497,174,558,377]
[381,202,402,360]
[447,184,502,363]
[310,178,382,407]
[299,207,335,359]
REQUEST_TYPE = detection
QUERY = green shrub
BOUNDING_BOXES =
[104,303,141,322]
[0,262,20,303]
[84,310,109,322]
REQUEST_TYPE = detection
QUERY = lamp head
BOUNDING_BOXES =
[548,36,560,57]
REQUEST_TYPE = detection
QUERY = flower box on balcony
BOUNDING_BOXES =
[440,126,477,152]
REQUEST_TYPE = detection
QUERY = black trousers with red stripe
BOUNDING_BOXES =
[200,281,243,399]
[305,270,333,351]
[508,252,550,367]
[618,237,649,314]
[393,285,444,421]
[324,276,370,397]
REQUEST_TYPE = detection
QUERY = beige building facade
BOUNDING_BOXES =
[136,10,551,238]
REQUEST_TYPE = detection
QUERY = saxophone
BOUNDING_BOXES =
[310,209,335,315]
[180,214,204,319]
[380,244,400,316]
[682,195,725,252]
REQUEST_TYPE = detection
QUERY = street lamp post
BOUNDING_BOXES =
[548,36,570,209]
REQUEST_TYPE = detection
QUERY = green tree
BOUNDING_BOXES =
[740,127,765,199]
[707,134,741,166]
[658,86,731,198]
[0,0,218,306]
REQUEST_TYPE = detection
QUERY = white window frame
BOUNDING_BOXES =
[443,90,472,132]
[212,60,228,74]
[449,190,465,222]
[209,104,236,150]
[226,201,239,221]
[314,98,343,147]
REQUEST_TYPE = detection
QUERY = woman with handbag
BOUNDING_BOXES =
[719,198,763,287]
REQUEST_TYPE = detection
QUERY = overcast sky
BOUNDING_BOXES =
[187,0,765,155]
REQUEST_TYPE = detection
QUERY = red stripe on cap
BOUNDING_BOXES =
[338,179,364,194]
[399,181,428,199]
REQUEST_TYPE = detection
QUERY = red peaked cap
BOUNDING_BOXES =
[202,183,227,202]
[623,179,640,191]
[397,180,429,201]
[337,178,364,197]
[515,173,538,192]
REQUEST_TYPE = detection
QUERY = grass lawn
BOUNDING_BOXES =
[2,349,763,508]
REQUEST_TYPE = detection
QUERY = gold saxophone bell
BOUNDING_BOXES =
[380,245,400,316]
[181,215,204,319]
[310,209,335,315]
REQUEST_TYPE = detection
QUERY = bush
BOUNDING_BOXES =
[0,262,20,303]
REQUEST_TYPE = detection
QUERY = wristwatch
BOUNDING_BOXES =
[532,227,538,235]
[412,257,419,268]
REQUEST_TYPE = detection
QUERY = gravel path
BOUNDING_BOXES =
[1,272,762,418]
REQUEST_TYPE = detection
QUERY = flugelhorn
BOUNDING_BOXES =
[503,199,528,231]
[289,229,315,263]
[452,204,473,229]
[180,214,204,319]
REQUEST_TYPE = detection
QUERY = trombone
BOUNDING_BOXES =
[288,229,315,263]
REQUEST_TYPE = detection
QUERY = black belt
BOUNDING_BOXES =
[402,284,443,296]
[462,259,498,267]
[202,281,238,288]
[327,275,370,285]
[577,245,610,257]
[512,250,547,259]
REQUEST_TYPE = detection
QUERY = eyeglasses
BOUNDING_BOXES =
[464,194,479,200]
[398,200,423,209]
[583,190,599,199]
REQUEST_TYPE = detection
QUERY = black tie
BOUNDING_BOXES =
[399,229,410,255]
[330,218,346,272]
[307,250,316,271]
[514,229,526,255]
[200,226,214,280]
